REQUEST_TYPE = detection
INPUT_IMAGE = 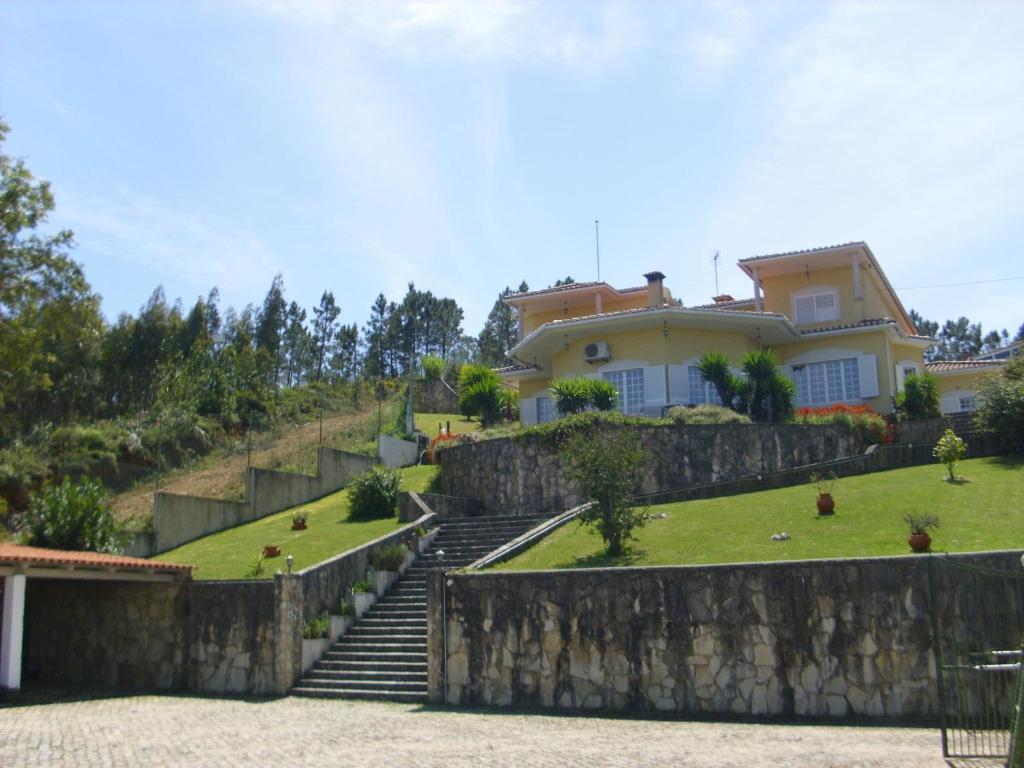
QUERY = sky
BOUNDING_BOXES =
[2,0,1022,341]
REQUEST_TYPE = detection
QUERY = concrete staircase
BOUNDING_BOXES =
[291,513,551,702]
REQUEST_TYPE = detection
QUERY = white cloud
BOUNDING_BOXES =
[60,186,280,301]
[240,0,645,68]
[698,1,1024,316]
[685,0,752,70]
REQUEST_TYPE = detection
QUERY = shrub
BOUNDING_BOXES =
[550,377,592,415]
[737,348,794,423]
[696,352,738,408]
[669,404,752,425]
[792,404,893,445]
[896,372,941,420]
[933,428,967,481]
[347,466,401,519]
[246,551,266,578]
[549,377,619,415]
[561,428,647,557]
[302,611,329,639]
[497,386,519,422]
[421,354,445,381]
[370,543,408,572]
[351,579,372,593]
[23,476,123,552]
[458,364,505,426]
[975,357,1024,453]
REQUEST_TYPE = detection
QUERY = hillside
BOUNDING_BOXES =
[112,397,398,525]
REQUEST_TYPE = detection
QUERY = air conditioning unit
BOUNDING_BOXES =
[584,341,611,363]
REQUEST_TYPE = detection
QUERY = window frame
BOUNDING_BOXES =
[792,288,840,325]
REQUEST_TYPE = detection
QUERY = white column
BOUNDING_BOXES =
[1,574,27,690]
[852,253,863,301]
[753,271,763,311]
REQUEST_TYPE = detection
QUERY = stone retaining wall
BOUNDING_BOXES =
[24,576,303,695]
[437,423,867,516]
[428,551,1024,720]
[151,447,375,554]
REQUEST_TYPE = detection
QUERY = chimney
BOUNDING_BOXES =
[643,271,666,307]
[712,294,735,304]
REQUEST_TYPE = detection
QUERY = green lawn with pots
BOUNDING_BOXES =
[154,464,439,580]
[495,457,1024,571]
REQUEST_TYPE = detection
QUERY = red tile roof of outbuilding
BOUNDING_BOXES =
[0,543,192,573]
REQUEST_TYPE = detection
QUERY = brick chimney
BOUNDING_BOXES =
[643,271,666,307]
[712,294,735,304]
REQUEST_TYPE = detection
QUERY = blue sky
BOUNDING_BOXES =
[2,0,1022,339]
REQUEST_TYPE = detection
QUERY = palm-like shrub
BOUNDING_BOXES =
[549,377,619,415]
[421,354,445,381]
[458,364,504,426]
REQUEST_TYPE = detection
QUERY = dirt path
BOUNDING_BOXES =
[112,404,380,523]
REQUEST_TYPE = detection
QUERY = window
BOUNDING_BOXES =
[959,396,977,412]
[903,366,917,379]
[687,366,722,405]
[793,290,839,324]
[791,358,861,406]
[602,368,644,413]
[536,396,554,424]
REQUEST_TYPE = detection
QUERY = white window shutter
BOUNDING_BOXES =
[520,397,538,426]
[668,365,686,403]
[643,366,665,405]
[815,292,837,321]
[895,364,906,392]
[857,355,879,398]
[940,395,959,415]
[794,296,815,324]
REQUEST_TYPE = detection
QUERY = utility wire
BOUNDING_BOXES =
[897,275,1024,290]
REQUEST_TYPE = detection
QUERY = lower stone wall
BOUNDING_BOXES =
[24,575,304,696]
[430,551,1024,720]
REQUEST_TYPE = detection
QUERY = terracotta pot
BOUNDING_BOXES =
[263,545,281,558]
[908,532,931,553]
[292,521,307,531]
[816,493,835,515]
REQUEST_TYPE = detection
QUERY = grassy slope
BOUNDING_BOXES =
[496,457,1024,571]
[113,397,399,524]
[414,412,480,436]
[154,464,438,580]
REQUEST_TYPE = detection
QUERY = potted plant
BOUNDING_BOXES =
[330,600,355,640]
[904,513,940,553]
[291,511,307,531]
[263,544,281,558]
[351,579,375,617]
[810,472,836,515]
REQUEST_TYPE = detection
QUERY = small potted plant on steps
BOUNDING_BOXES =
[810,471,837,516]
[291,511,307,531]
[904,513,940,553]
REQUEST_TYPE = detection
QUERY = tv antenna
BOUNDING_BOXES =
[712,250,720,295]
[595,219,601,281]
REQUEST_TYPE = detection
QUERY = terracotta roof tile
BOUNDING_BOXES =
[691,297,757,310]
[494,363,539,374]
[0,543,192,573]
[799,318,896,335]
[925,360,1006,373]
[739,241,866,263]
[505,281,646,300]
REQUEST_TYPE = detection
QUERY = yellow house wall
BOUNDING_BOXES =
[521,292,651,335]
[775,331,895,412]
[761,266,893,330]
[934,370,995,395]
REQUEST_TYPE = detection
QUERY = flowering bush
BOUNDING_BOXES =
[933,428,966,481]
[792,404,894,445]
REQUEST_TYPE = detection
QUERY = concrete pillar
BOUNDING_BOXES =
[1,574,26,690]
[754,271,764,312]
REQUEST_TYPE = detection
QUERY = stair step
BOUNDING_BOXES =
[324,650,427,663]
[291,687,426,703]
[306,668,428,682]
[315,659,426,673]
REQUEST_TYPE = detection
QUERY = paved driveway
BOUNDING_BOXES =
[0,693,990,767]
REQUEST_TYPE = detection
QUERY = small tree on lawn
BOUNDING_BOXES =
[561,428,646,556]
[933,428,967,482]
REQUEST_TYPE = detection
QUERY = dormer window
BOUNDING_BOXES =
[793,289,839,325]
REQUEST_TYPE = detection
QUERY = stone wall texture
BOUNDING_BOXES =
[413,379,460,415]
[437,423,868,516]
[433,551,1024,720]
[24,575,303,696]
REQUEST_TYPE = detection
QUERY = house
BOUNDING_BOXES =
[498,242,936,424]
[925,341,1019,415]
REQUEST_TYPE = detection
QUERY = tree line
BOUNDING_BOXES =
[910,310,1023,361]
[0,120,537,447]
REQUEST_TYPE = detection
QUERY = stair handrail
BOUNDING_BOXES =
[465,502,595,571]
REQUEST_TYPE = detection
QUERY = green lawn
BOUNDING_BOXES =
[415,412,480,436]
[496,457,1024,571]
[154,465,439,580]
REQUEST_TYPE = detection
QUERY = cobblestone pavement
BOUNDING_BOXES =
[0,693,982,767]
